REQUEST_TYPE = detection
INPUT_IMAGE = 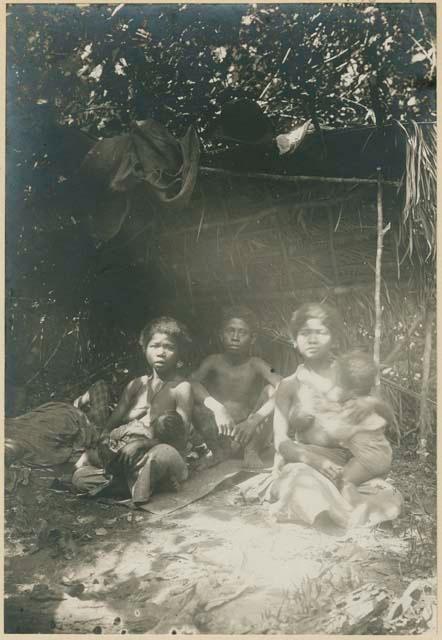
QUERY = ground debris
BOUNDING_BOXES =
[383,576,436,634]
[323,583,389,634]
[35,519,78,558]
[30,583,66,602]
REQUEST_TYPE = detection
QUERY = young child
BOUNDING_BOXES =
[294,350,394,490]
[191,306,282,469]
[72,317,193,504]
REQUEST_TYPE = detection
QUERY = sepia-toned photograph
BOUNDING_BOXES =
[4,2,437,634]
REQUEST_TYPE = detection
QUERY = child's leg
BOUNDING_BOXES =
[243,418,273,470]
[341,457,376,486]
[130,443,188,504]
[192,405,230,464]
[243,385,274,469]
[71,465,113,496]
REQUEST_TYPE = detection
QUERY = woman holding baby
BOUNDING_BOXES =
[268,302,403,528]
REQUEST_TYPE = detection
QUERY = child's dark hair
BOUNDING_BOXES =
[289,303,342,345]
[221,305,258,333]
[338,350,377,396]
[139,316,192,358]
[151,412,186,452]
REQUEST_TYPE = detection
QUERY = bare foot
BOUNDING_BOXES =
[196,448,228,470]
[243,447,267,471]
[341,481,364,507]
[348,503,370,528]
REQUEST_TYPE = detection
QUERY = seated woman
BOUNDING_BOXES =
[268,303,402,528]
[72,316,192,504]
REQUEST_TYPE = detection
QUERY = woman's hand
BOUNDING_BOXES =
[315,457,343,485]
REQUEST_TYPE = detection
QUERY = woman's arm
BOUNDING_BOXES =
[273,379,296,452]
[105,379,140,431]
[274,378,343,483]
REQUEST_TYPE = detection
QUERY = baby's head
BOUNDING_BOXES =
[151,411,187,453]
[220,305,258,355]
[139,316,192,374]
[337,350,377,397]
[289,303,342,362]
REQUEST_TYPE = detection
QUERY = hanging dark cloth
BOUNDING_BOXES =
[80,119,200,242]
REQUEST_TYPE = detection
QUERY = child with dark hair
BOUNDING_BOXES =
[73,316,192,504]
[191,305,282,469]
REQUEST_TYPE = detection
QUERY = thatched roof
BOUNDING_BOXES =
[204,122,416,180]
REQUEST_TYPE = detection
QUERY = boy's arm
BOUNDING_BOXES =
[190,356,219,407]
[190,357,236,435]
[252,358,283,388]
[232,359,283,443]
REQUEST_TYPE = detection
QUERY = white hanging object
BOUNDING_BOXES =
[276,119,314,155]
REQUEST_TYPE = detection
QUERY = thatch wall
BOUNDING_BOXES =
[153,175,411,309]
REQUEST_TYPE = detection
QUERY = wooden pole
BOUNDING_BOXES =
[327,210,339,284]
[199,166,400,187]
[373,167,384,390]
[418,307,435,446]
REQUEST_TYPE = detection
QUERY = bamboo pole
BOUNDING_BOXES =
[327,210,339,284]
[200,166,400,187]
[418,307,435,446]
[373,167,384,390]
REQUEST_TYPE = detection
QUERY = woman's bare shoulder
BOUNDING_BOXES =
[169,377,191,391]
[276,373,298,397]
[126,375,148,393]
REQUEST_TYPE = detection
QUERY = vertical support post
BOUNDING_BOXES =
[418,307,435,451]
[327,209,339,285]
[373,167,384,390]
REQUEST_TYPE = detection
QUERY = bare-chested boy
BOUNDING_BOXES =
[191,306,282,469]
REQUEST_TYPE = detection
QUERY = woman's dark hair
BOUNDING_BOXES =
[139,316,192,358]
[220,305,258,333]
[289,303,343,345]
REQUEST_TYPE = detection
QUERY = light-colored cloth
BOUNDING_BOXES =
[239,459,403,528]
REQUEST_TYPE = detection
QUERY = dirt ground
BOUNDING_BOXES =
[4,450,437,635]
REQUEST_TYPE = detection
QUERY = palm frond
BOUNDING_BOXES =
[397,121,436,267]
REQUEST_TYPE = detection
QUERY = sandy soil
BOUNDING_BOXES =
[5,462,425,635]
